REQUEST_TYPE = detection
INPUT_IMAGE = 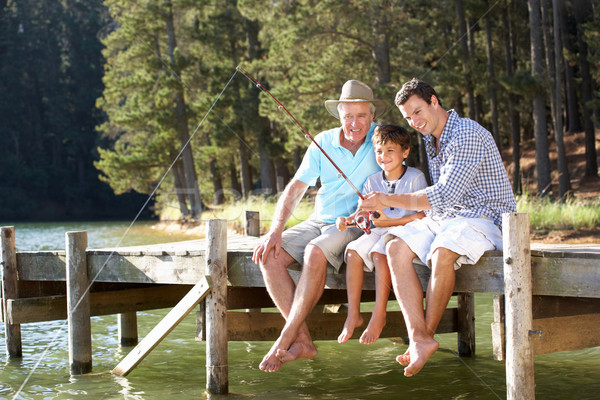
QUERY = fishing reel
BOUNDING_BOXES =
[349,211,380,235]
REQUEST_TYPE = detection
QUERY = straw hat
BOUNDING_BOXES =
[324,80,390,119]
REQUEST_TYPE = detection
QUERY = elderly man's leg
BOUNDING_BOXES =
[260,243,325,371]
[386,238,439,377]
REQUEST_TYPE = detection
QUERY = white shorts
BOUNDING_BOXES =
[345,227,391,272]
[384,216,502,270]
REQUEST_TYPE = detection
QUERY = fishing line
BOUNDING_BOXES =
[12,69,239,399]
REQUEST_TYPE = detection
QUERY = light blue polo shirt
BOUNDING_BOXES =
[294,122,380,223]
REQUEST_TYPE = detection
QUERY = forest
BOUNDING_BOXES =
[1,0,599,221]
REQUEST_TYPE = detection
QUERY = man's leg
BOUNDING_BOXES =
[386,238,439,377]
[338,249,365,343]
[424,247,458,335]
[260,243,326,371]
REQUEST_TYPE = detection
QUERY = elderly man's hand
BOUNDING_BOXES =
[252,230,283,265]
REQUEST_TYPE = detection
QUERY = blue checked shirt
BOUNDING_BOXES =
[424,110,516,227]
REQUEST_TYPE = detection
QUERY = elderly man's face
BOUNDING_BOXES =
[339,102,374,145]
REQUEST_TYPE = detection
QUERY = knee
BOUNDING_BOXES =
[385,238,411,258]
[304,244,328,268]
[430,247,459,271]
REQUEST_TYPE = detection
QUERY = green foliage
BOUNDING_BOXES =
[517,196,600,231]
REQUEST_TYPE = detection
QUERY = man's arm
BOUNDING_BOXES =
[252,179,309,264]
[359,188,431,213]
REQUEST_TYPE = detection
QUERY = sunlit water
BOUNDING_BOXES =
[1,221,599,399]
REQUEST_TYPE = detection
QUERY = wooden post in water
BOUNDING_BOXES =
[1,226,22,357]
[205,219,228,395]
[66,231,92,375]
[456,292,475,356]
[118,312,138,346]
[503,213,534,400]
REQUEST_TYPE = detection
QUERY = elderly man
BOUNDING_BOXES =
[360,78,516,377]
[253,80,389,372]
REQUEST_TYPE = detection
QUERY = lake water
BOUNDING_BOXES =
[1,221,599,399]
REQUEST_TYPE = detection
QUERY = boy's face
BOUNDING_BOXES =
[374,141,410,173]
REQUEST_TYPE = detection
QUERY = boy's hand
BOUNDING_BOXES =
[336,217,349,231]
[370,211,387,227]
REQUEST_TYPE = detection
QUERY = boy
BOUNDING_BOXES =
[336,125,427,344]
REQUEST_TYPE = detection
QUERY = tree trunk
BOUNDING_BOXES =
[484,2,500,149]
[238,141,252,198]
[503,4,522,195]
[541,0,557,137]
[173,160,190,218]
[552,0,572,198]
[165,2,203,216]
[572,0,598,178]
[229,156,242,198]
[455,0,476,120]
[371,3,391,87]
[528,0,552,197]
[557,0,582,134]
[274,157,290,193]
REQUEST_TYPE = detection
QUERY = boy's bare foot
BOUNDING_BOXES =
[359,312,386,344]
[399,337,439,377]
[337,314,364,343]
[260,337,317,372]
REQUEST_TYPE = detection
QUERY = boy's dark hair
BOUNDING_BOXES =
[373,125,411,149]
[395,78,443,108]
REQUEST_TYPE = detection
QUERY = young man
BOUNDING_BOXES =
[336,125,426,345]
[252,80,390,372]
[359,78,516,377]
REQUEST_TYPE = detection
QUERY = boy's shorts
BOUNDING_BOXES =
[344,227,390,272]
[385,216,502,270]
[281,219,363,272]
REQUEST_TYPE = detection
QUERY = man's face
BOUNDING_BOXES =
[339,102,374,143]
[398,94,441,138]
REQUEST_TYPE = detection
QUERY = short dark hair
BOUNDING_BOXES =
[395,78,443,108]
[372,125,411,149]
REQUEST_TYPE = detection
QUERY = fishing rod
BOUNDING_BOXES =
[235,66,379,233]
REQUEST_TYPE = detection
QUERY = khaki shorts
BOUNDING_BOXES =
[281,219,364,272]
[385,216,502,270]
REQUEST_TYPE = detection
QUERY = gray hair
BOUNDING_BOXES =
[337,102,376,117]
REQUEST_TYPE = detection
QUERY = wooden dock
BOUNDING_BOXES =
[1,213,600,399]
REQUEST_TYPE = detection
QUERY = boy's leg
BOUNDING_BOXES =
[338,249,365,343]
[359,252,390,344]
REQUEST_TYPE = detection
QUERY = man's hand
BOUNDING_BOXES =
[336,216,351,231]
[359,192,386,212]
[252,230,283,265]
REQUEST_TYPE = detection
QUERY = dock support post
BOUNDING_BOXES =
[66,231,92,375]
[1,226,22,358]
[118,312,138,346]
[245,211,260,237]
[205,219,228,395]
[503,213,534,400]
[457,292,475,356]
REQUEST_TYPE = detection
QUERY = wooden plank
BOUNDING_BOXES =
[112,277,212,376]
[531,313,600,355]
[7,285,193,324]
[227,309,458,341]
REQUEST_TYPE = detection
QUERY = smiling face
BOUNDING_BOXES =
[398,94,445,139]
[339,102,374,146]
[375,141,409,178]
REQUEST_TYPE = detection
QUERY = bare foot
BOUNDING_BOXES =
[259,338,317,372]
[276,340,317,363]
[396,349,410,366]
[401,337,439,377]
[359,312,386,344]
[337,314,364,344]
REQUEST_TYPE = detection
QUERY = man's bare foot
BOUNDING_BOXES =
[259,338,317,372]
[359,312,386,344]
[400,337,439,377]
[337,314,364,344]
[276,340,317,363]
[396,349,410,366]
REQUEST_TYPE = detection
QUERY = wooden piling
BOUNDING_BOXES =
[503,213,535,400]
[66,231,92,375]
[1,226,22,357]
[205,219,228,395]
[456,292,475,356]
[118,312,138,346]
[245,211,260,237]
